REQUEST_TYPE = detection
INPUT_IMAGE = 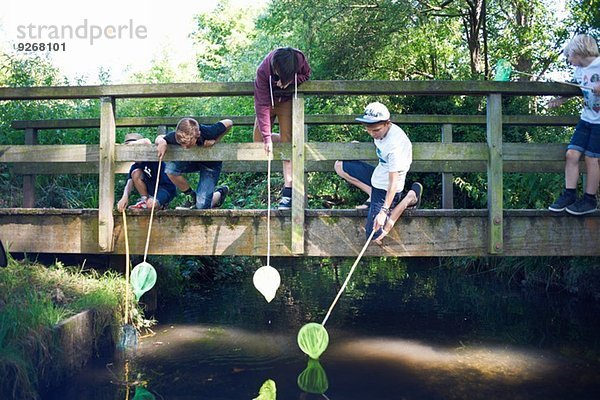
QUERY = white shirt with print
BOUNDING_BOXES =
[371,123,412,191]
[574,56,600,124]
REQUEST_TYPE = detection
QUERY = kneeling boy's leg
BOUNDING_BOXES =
[335,160,374,196]
[196,162,223,209]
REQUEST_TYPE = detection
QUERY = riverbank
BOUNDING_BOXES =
[0,257,139,399]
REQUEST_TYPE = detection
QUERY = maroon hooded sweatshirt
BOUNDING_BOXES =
[254,48,311,144]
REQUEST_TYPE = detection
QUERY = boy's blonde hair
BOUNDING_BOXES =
[564,34,600,58]
[175,118,200,147]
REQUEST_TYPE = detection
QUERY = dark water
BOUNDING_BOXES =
[46,258,600,400]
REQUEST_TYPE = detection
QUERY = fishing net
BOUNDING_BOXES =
[297,358,329,395]
[253,379,276,400]
[494,59,513,81]
[131,261,157,300]
[253,265,280,303]
[132,387,155,400]
[297,322,329,360]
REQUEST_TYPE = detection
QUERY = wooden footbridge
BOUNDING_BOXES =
[1,81,599,257]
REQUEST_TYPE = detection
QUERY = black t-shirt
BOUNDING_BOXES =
[128,161,176,193]
[163,122,226,147]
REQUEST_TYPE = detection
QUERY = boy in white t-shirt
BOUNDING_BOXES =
[334,102,423,243]
[548,34,600,215]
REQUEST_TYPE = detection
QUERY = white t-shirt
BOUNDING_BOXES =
[371,123,412,191]
[574,56,600,124]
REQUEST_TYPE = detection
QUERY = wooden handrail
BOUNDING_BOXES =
[10,114,579,130]
[0,80,580,100]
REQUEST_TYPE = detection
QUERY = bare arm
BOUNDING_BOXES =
[373,171,399,232]
[203,119,233,147]
[548,96,570,109]
[117,178,134,212]
[155,135,168,158]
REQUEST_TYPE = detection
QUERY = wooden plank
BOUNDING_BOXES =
[9,159,573,175]
[1,209,599,256]
[441,124,454,209]
[11,114,579,130]
[0,145,98,162]
[0,82,255,100]
[291,95,305,254]
[298,80,580,96]
[4,143,570,176]
[23,128,37,208]
[98,97,116,252]
[487,94,503,254]
[0,81,580,101]
[3,142,569,177]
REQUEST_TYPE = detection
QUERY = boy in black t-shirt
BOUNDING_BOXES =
[117,133,177,211]
[155,118,232,209]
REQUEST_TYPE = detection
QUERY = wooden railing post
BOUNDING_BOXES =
[23,128,38,207]
[486,94,503,254]
[441,124,454,209]
[99,97,116,252]
[291,94,305,254]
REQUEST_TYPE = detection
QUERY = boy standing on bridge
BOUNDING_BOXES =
[155,117,232,210]
[116,133,177,211]
[334,102,423,243]
[254,47,311,209]
[548,34,600,215]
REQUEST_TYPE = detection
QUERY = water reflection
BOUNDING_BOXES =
[297,359,329,396]
[45,258,600,400]
[254,379,276,400]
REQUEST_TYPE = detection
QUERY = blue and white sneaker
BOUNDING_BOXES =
[548,191,576,212]
[566,198,597,215]
[278,196,292,210]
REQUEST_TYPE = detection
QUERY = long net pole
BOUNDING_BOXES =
[321,228,376,326]
[143,157,162,262]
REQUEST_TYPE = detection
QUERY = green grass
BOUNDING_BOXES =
[0,256,146,399]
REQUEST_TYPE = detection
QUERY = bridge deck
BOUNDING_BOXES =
[1,208,598,257]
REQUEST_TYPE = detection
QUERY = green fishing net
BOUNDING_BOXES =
[131,261,157,300]
[297,322,329,359]
[494,59,513,81]
[297,358,329,395]
[253,379,276,400]
[132,386,155,400]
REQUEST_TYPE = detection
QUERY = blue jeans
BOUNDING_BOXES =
[165,161,223,209]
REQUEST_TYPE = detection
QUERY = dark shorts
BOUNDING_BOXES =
[341,160,407,239]
[152,186,177,207]
[567,120,600,158]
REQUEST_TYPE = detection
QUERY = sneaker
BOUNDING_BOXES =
[278,196,292,210]
[128,198,147,209]
[176,192,197,210]
[548,191,576,212]
[566,198,597,216]
[213,185,229,208]
[408,182,423,209]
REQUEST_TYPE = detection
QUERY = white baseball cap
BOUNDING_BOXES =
[355,102,391,124]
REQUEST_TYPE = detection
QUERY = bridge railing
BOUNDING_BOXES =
[0,81,580,255]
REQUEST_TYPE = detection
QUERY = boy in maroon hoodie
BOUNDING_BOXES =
[253,47,311,209]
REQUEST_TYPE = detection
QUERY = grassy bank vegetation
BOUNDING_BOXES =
[0,255,144,399]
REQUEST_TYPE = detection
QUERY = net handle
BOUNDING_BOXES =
[122,209,130,324]
[321,228,377,326]
[143,157,162,262]
[266,152,272,267]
